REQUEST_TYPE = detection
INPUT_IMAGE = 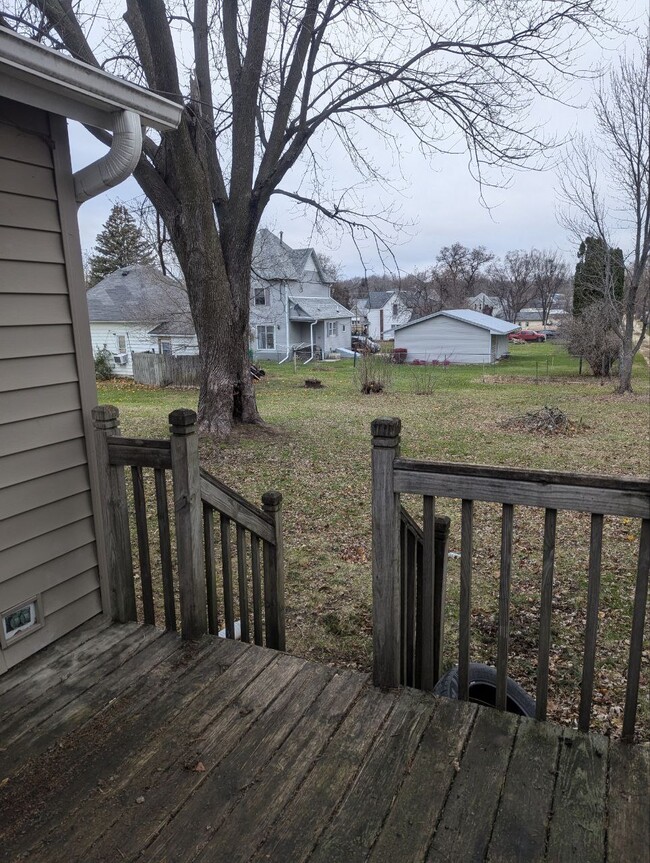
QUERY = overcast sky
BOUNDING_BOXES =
[71,0,648,278]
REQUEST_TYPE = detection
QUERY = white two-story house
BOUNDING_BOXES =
[250,230,352,361]
[357,291,412,341]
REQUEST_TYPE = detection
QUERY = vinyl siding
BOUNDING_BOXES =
[89,323,199,377]
[0,100,100,673]
[394,316,493,364]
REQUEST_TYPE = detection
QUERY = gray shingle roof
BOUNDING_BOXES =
[290,297,351,321]
[367,291,395,309]
[252,229,301,281]
[87,265,193,332]
[395,309,519,334]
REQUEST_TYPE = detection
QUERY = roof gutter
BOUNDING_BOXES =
[73,110,142,203]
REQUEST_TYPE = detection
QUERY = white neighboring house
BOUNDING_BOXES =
[87,265,197,377]
[359,291,412,340]
[394,309,520,364]
[250,229,352,361]
[467,292,505,318]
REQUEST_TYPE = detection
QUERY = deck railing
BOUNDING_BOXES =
[372,417,650,741]
[92,405,285,649]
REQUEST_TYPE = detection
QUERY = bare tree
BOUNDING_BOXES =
[434,243,494,308]
[9,0,610,434]
[489,250,538,322]
[562,299,620,375]
[130,197,182,280]
[532,249,570,325]
[559,35,650,393]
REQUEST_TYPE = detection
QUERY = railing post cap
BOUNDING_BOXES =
[262,490,282,510]
[371,417,401,440]
[169,408,198,430]
[92,404,120,427]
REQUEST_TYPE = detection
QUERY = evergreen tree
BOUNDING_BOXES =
[573,236,624,315]
[87,204,154,287]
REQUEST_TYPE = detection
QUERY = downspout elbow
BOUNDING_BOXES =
[73,110,142,203]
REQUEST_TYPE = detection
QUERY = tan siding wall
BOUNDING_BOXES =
[0,100,100,673]
[0,383,81,424]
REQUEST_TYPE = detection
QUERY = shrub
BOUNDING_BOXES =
[94,347,114,380]
[355,352,393,394]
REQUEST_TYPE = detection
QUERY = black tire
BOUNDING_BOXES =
[433,663,536,717]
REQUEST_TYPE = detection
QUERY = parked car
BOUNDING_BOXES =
[351,334,380,353]
[508,330,545,343]
[539,329,558,339]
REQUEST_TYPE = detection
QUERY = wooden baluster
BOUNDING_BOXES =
[400,518,407,685]
[169,409,207,640]
[262,491,286,651]
[418,496,436,690]
[220,514,235,639]
[622,519,650,741]
[536,508,557,721]
[578,513,604,733]
[459,499,473,702]
[154,468,176,631]
[91,405,136,623]
[237,525,250,643]
[251,534,263,646]
[371,418,402,689]
[496,503,514,711]
[131,465,155,626]
[433,515,450,686]
[203,503,218,635]
[406,526,417,687]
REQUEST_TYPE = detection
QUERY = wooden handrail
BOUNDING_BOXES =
[200,468,275,544]
[394,459,650,518]
[394,457,649,492]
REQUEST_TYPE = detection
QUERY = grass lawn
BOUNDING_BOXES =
[98,343,650,739]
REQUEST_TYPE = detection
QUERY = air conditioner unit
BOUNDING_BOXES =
[112,353,129,365]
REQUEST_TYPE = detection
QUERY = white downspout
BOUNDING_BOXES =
[73,110,142,203]
[279,286,292,364]
[304,319,317,364]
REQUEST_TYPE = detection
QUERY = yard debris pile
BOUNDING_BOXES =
[501,405,588,435]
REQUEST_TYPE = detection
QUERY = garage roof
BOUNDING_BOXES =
[395,309,519,335]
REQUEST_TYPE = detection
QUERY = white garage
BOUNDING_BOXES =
[394,309,519,364]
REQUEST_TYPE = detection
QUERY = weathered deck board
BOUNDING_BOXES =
[0,624,156,761]
[607,741,650,862]
[367,696,478,863]
[308,689,436,863]
[546,729,609,862]
[250,685,394,863]
[426,707,519,862]
[0,622,646,863]
[487,718,562,863]
[198,671,367,863]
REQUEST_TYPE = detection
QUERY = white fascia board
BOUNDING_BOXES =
[0,27,182,131]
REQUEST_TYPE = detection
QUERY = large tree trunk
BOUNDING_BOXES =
[616,314,635,394]
[136,122,263,438]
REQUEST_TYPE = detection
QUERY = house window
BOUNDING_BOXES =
[392,303,398,317]
[117,334,127,353]
[158,338,172,355]
[327,321,338,337]
[257,325,275,350]
[254,286,269,306]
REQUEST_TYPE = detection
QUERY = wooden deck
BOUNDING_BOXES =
[0,620,648,863]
